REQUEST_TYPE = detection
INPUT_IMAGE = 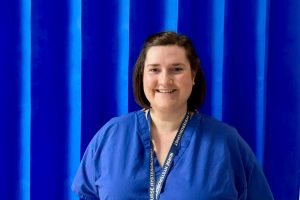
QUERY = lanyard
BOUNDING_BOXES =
[147,111,190,200]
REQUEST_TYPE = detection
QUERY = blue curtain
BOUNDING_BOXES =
[0,0,299,199]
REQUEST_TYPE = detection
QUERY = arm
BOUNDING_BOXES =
[245,159,274,200]
[71,136,100,200]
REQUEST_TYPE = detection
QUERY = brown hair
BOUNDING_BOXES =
[133,31,206,111]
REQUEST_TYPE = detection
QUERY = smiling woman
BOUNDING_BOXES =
[133,32,206,113]
[0,0,299,199]
[143,46,194,114]
[71,32,274,200]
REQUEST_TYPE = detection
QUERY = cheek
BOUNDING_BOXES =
[178,75,194,87]
[143,74,154,89]
[178,76,194,97]
[143,77,151,97]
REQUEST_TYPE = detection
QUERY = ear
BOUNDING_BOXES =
[192,69,197,85]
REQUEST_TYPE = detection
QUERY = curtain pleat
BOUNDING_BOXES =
[255,0,269,165]
[116,0,129,116]
[20,0,31,199]
[81,0,121,150]
[264,0,300,199]
[30,0,70,199]
[0,0,23,199]
[222,0,259,154]
[211,0,225,120]
[0,0,299,199]
[68,0,81,199]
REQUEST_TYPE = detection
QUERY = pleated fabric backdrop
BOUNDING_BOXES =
[0,0,299,199]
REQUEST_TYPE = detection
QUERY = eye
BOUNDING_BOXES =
[171,67,184,73]
[175,67,183,71]
[149,68,159,73]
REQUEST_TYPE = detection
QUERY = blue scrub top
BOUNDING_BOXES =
[72,110,274,200]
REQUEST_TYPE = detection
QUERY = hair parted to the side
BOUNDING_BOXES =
[133,31,206,111]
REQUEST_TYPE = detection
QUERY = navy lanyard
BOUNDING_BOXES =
[147,111,190,200]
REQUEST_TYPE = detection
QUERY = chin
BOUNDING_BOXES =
[154,105,179,113]
[151,105,169,111]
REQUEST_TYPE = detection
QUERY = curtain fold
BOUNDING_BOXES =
[0,0,299,199]
[222,0,261,158]
[264,0,300,199]
[0,0,24,199]
[30,0,70,199]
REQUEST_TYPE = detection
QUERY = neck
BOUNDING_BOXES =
[150,106,188,134]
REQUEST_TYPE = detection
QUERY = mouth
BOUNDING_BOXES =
[155,89,176,93]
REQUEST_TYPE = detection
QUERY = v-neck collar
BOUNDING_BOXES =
[137,109,202,171]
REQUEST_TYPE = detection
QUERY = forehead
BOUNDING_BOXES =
[145,45,188,63]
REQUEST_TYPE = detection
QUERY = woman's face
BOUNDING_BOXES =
[143,45,195,113]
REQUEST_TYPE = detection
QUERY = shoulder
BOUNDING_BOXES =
[197,113,255,160]
[88,110,144,150]
[97,110,143,134]
[194,114,273,197]
[199,114,240,142]
[103,110,141,128]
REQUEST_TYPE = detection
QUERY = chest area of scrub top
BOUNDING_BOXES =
[94,111,239,200]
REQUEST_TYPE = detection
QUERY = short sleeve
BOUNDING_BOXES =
[245,159,274,200]
[230,131,274,200]
[71,136,99,200]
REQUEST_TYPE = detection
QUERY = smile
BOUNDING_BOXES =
[155,89,176,93]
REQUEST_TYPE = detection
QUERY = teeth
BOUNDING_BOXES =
[156,89,175,93]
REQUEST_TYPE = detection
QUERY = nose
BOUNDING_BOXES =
[159,70,173,85]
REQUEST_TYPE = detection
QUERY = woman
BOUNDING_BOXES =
[72,32,274,199]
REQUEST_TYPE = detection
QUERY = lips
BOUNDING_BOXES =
[155,89,176,93]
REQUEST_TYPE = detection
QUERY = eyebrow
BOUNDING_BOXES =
[171,63,185,66]
[145,63,160,68]
[145,63,186,67]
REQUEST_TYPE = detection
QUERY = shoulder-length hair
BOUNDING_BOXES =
[133,31,206,111]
